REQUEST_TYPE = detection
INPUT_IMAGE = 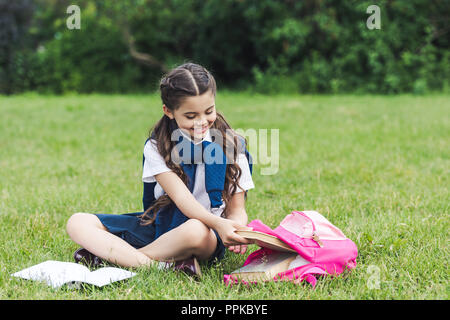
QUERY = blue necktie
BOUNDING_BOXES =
[176,134,227,208]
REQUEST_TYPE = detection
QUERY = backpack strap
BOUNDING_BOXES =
[142,138,156,211]
[142,136,253,211]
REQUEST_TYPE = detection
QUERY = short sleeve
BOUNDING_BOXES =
[142,139,172,183]
[233,153,255,193]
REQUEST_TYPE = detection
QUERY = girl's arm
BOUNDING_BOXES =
[225,191,248,225]
[154,171,251,247]
[225,191,253,255]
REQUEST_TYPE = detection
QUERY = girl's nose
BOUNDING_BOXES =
[194,119,208,127]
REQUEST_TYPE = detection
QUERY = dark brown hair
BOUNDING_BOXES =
[140,62,246,225]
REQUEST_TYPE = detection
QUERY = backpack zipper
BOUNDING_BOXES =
[312,232,324,247]
[295,211,324,248]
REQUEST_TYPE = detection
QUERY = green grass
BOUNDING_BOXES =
[0,92,448,299]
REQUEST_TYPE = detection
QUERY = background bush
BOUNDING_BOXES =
[0,0,448,94]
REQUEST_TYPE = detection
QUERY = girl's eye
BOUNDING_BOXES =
[186,111,213,120]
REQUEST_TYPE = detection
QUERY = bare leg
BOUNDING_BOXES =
[66,213,154,268]
[137,218,218,262]
[66,213,218,267]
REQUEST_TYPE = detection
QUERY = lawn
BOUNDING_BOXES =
[0,92,448,299]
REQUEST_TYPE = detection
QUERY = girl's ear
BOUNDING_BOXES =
[162,104,174,119]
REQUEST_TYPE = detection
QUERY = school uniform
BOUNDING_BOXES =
[95,122,254,264]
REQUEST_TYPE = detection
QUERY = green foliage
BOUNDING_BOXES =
[1,0,449,94]
[0,0,34,94]
[35,21,143,93]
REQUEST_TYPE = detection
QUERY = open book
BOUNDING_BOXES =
[11,260,136,288]
[235,230,296,253]
[230,252,311,282]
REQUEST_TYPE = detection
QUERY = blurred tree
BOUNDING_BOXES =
[0,0,34,94]
[95,0,169,72]
[1,0,448,94]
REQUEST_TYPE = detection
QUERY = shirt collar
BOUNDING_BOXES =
[180,128,212,145]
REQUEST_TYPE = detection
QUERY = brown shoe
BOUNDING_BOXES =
[160,256,202,279]
[73,248,105,268]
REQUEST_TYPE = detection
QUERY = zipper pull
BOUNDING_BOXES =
[312,232,324,247]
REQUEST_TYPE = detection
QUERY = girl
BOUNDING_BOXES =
[66,63,254,277]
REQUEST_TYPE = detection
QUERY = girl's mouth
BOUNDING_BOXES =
[192,126,209,134]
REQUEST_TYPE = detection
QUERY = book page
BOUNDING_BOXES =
[11,260,91,288]
[84,267,136,287]
[236,230,296,253]
[232,252,296,274]
[288,255,310,269]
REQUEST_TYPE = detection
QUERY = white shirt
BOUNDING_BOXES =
[142,129,254,216]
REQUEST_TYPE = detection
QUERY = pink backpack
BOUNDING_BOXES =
[224,210,358,288]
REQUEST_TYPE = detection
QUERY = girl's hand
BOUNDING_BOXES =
[214,218,252,248]
[228,244,248,255]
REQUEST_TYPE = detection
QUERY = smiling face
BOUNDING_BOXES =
[163,89,216,142]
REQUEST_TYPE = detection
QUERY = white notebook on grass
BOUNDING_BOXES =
[11,260,136,288]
